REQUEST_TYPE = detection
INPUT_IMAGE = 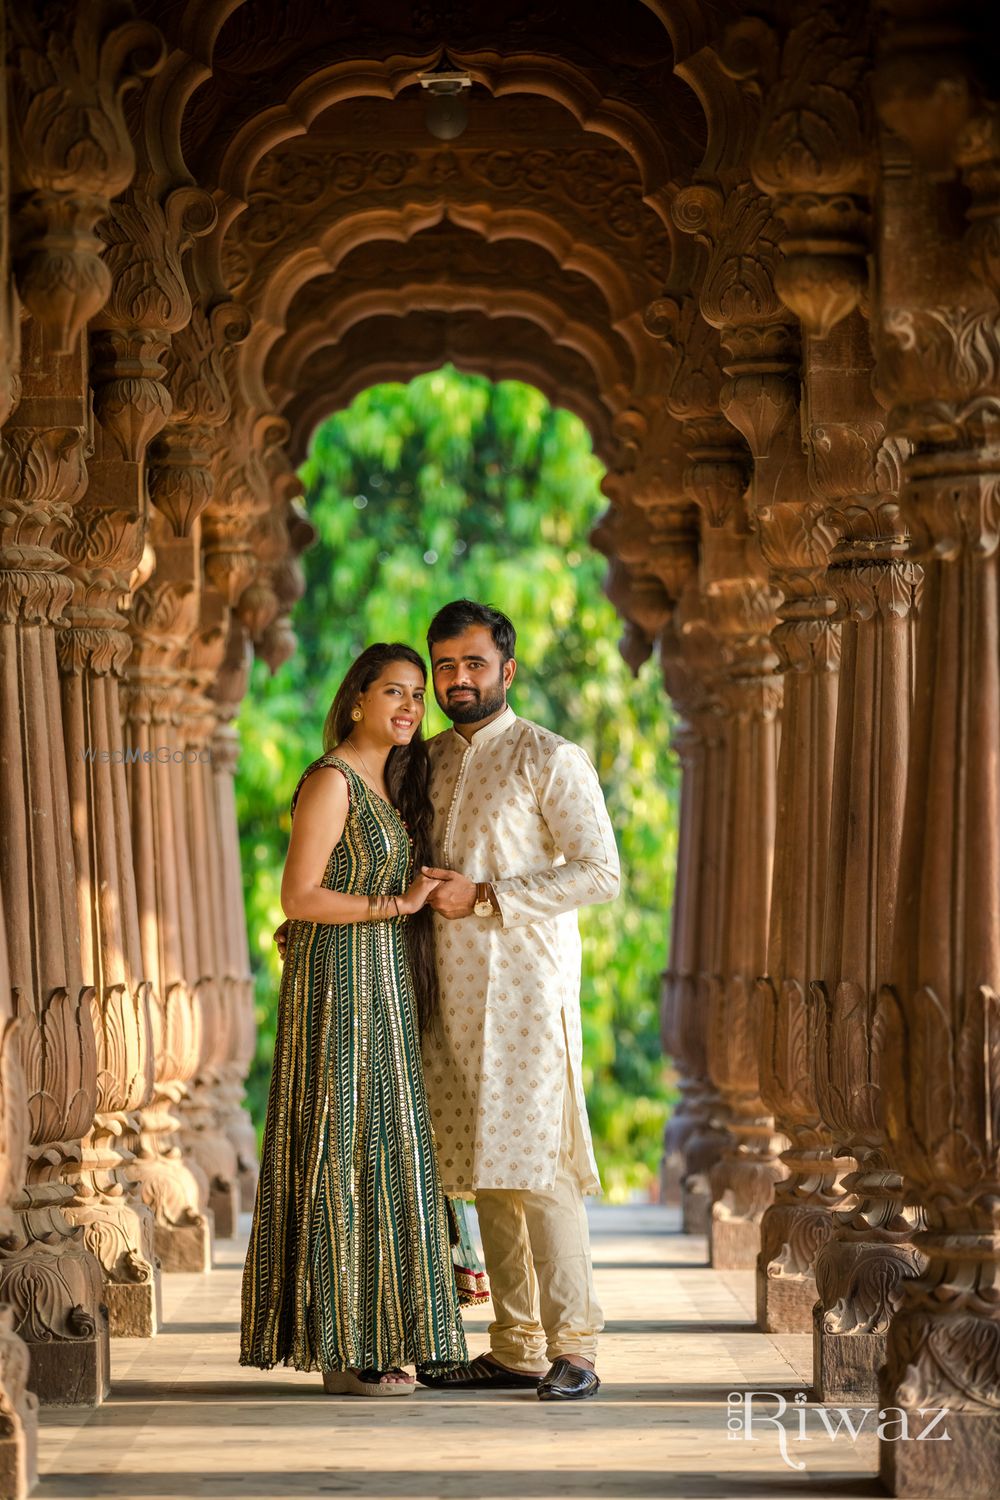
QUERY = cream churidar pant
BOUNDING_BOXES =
[473,1066,605,1368]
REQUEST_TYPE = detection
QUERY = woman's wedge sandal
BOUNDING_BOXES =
[415,1353,543,1389]
[322,1367,415,1396]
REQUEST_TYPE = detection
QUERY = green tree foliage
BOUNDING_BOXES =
[236,367,678,1200]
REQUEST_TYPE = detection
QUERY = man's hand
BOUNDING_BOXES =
[422,866,477,919]
[274,918,290,959]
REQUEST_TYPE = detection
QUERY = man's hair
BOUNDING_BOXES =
[427,599,516,662]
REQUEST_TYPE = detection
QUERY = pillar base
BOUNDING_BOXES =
[154,1210,213,1273]
[238,1165,258,1213]
[209,1179,239,1240]
[682,1174,711,1236]
[659,1148,683,1207]
[880,1406,999,1498]
[756,1266,817,1333]
[0,1419,37,1500]
[0,1310,38,1499]
[26,1322,110,1407]
[812,1300,883,1403]
[104,1273,163,1338]
[709,1210,761,1269]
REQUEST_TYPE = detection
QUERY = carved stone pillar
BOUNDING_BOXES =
[0,325,110,1405]
[48,182,206,1341]
[210,618,257,1210]
[659,603,732,1230]
[872,24,1000,1491]
[174,587,240,1239]
[658,617,706,1205]
[728,2,881,1337]
[618,489,706,1212]
[752,473,844,1332]
[648,290,785,1263]
[0,873,37,1500]
[803,314,925,1403]
[122,520,212,1272]
[702,528,785,1269]
[55,465,161,1339]
[0,14,38,1480]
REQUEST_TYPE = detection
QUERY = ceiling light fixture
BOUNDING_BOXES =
[418,62,472,141]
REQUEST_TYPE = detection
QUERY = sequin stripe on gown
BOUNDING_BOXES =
[240,753,468,1373]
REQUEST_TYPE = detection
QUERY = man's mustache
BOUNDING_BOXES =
[447,687,479,697]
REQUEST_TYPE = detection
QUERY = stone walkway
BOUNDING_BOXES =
[35,1205,879,1499]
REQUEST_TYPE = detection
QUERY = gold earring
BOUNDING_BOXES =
[351,707,363,722]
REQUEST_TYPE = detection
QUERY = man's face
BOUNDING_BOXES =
[430,625,516,725]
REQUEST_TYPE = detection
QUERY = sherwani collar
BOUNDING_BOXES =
[448,704,517,749]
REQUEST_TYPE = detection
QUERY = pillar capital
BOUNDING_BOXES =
[7,0,164,353]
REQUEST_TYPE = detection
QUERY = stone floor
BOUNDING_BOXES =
[35,1205,880,1499]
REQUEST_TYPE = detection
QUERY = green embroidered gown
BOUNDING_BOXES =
[240,753,469,1373]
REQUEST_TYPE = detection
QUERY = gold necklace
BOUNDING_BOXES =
[345,740,382,793]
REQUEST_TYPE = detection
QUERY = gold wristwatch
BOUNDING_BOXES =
[474,882,495,918]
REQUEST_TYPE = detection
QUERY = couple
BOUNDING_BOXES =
[240,599,620,1400]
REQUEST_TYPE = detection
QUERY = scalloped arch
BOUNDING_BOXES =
[236,202,663,415]
[268,281,634,415]
[283,311,615,466]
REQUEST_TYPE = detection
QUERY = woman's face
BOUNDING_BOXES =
[355,660,426,746]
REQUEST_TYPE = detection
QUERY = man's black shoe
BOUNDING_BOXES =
[536,1357,600,1401]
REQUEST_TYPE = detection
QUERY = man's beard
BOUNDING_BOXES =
[440,670,507,725]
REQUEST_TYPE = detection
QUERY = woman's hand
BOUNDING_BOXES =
[399,871,441,915]
[273,919,290,959]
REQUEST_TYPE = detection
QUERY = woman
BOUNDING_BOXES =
[240,643,471,1395]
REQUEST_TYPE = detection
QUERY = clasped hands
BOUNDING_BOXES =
[420,866,477,919]
[272,865,480,956]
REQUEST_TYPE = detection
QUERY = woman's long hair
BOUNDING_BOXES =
[322,643,439,1036]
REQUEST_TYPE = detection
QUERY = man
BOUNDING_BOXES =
[415,599,620,1402]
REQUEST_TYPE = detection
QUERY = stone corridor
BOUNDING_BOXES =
[33,1205,874,1500]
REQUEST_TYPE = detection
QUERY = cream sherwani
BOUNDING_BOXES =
[421,705,620,1369]
[422,706,620,1195]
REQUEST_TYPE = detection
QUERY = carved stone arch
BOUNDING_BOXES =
[267,281,634,417]
[178,11,708,248]
[131,1,247,192]
[239,200,660,363]
[223,121,674,320]
[266,225,630,387]
[223,149,674,441]
[281,310,617,468]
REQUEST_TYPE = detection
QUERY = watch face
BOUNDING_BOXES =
[474,900,492,916]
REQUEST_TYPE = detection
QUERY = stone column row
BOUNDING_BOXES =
[648,6,999,1496]
[0,0,272,1423]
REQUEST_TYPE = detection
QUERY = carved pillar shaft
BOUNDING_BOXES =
[122,521,212,1272]
[804,312,925,1403]
[872,45,1000,1489]
[210,618,258,1210]
[658,646,706,1206]
[56,597,161,1337]
[174,586,240,1239]
[0,326,110,1405]
[0,8,38,1476]
[701,527,786,1270]
[665,185,804,1268]
[732,2,884,1337]
[753,470,845,1332]
[660,598,733,1232]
